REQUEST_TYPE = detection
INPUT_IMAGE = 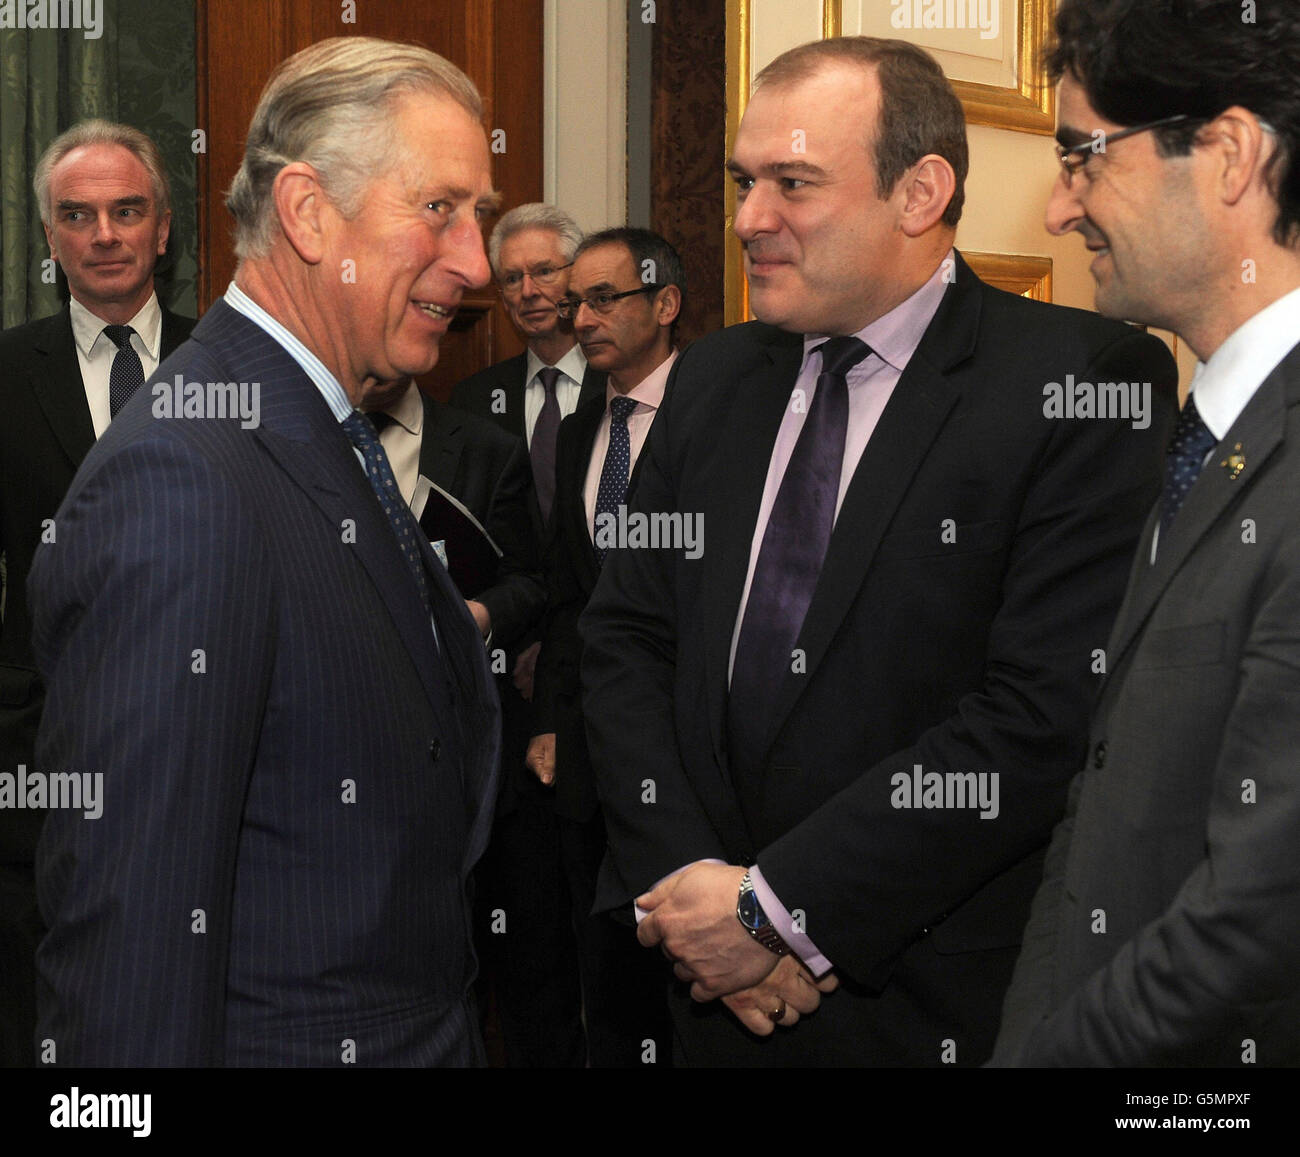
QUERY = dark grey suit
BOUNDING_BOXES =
[992,339,1300,1066]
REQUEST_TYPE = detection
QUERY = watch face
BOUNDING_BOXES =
[738,888,766,931]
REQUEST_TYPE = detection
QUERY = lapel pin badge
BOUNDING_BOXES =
[1221,443,1246,481]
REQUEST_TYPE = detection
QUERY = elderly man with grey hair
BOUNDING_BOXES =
[28,37,502,1066]
[0,117,193,1068]
[450,204,603,1065]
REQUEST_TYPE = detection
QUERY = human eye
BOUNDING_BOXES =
[425,200,452,217]
[729,171,754,196]
[780,177,807,191]
[502,271,523,290]
[593,292,617,308]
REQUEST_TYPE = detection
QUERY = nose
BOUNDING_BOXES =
[448,218,492,290]
[733,182,778,242]
[91,211,121,247]
[573,300,598,332]
[1044,171,1085,237]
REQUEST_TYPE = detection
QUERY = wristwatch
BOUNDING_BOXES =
[736,871,792,957]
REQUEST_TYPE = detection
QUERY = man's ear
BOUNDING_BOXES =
[1203,106,1275,209]
[156,209,172,256]
[43,221,58,263]
[898,154,957,237]
[272,162,330,265]
[656,284,682,328]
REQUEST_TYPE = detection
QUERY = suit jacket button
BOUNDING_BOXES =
[1093,740,1107,769]
[429,738,441,762]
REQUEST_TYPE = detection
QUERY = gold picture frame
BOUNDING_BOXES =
[962,251,1053,301]
[949,0,1056,135]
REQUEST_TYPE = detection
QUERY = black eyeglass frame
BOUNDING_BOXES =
[555,284,662,320]
[1055,113,1205,186]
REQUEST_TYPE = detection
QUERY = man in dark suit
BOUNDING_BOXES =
[525,227,685,1065]
[578,37,1178,1066]
[364,379,570,1065]
[0,119,193,1068]
[992,0,1300,1066]
[447,204,603,1065]
[27,37,501,1066]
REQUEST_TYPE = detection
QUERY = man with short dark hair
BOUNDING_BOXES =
[0,118,193,1068]
[578,37,1179,1066]
[993,0,1300,1066]
[525,226,684,1065]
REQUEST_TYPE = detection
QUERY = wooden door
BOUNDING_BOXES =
[195,0,542,397]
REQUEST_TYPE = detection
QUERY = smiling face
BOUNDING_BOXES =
[728,63,909,335]
[320,90,495,399]
[1046,72,1207,330]
[43,142,170,324]
[496,226,572,343]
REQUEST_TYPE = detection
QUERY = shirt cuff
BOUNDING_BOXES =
[633,858,726,923]
[749,864,834,977]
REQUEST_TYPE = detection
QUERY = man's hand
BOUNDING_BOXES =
[466,599,491,639]
[722,956,839,1036]
[526,732,556,786]
[513,641,541,700]
[636,862,778,1000]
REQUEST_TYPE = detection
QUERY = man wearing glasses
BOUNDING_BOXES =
[450,203,603,1067]
[994,0,1300,1066]
[526,227,684,1065]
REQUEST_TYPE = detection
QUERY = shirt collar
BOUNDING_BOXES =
[526,342,588,388]
[1189,284,1300,440]
[224,279,353,423]
[370,379,425,434]
[801,247,953,376]
[71,291,162,360]
[605,349,678,414]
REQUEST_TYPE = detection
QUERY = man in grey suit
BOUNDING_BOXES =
[993,0,1300,1065]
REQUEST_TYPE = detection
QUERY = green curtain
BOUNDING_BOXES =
[0,0,196,329]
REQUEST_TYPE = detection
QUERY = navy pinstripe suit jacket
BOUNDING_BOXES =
[29,300,501,1066]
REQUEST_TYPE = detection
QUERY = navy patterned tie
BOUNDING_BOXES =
[530,366,562,522]
[104,325,146,418]
[593,394,638,565]
[342,410,432,613]
[1159,394,1217,541]
[728,336,871,781]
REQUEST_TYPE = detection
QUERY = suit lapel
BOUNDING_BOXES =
[1105,345,1296,676]
[188,303,449,725]
[577,364,606,408]
[700,328,806,767]
[28,308,96,470]
[418,397,464,492]
[564,395,605,592]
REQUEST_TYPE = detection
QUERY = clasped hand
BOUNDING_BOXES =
[636,862,837,1036]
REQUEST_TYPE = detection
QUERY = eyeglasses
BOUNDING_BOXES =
[498,261,572,295]
[555,285,661,320]
[1055,114,1204,187]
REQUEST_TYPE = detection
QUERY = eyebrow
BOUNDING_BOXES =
[1054,126,1093,150]
[725,159,830,180]
[55,195,149,211]
[422,186,504,212]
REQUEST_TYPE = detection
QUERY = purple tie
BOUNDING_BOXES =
[530,366,562,522]
[593,395,638,566]
[727,336,871,784]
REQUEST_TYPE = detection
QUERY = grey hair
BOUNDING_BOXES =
[225,36,483,259]
[488,203,583,279]
[33,119,171,226]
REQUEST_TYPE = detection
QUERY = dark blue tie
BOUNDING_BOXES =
[342,410,432,614]
[728,336,871,782]
[1159,394,1217,541]
[594,394,638,565]
[104,325,146,418]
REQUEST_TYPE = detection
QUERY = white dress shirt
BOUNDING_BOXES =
[69,292,162,438]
